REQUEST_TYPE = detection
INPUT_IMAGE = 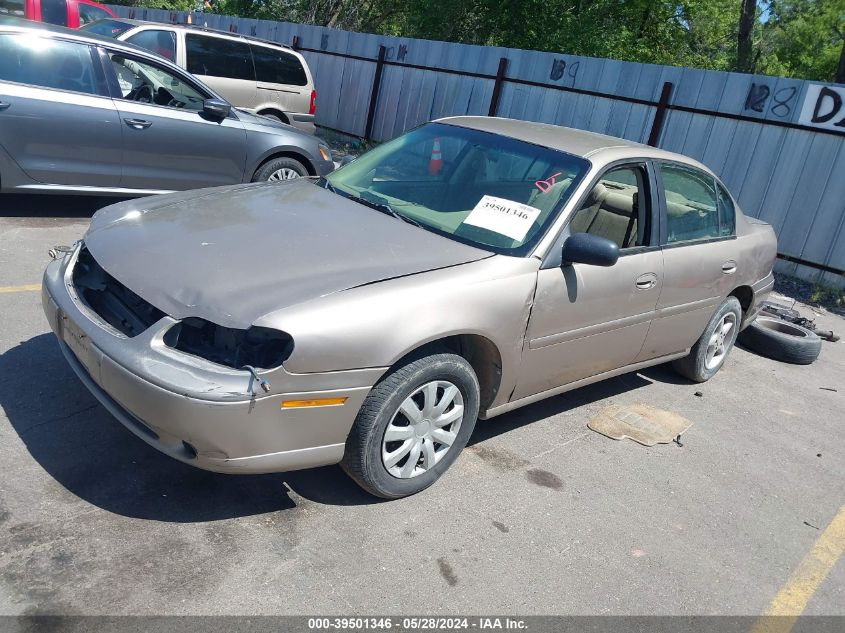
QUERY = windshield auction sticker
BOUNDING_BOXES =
[463,195,541,241]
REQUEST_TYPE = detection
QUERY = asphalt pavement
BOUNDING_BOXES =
[0,194,842,617]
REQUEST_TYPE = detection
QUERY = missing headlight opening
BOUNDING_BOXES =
[163,318,294,370]
[73,248,166,337]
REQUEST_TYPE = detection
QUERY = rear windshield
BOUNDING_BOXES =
[81,19,134,37]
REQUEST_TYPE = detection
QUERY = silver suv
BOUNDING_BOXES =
[0,18,334,195]
[83,18,317,134]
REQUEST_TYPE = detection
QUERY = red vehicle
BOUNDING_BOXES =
[0,0,115,28]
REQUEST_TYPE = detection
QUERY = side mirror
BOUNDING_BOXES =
[339,155,357,167]
[202,98,231,120]
[561,232,619,267]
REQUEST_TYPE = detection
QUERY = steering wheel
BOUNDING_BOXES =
[134,84,153,104]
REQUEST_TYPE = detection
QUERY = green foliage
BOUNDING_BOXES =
[757,0,845,81]
[109,0,198,10]
[161,0,844,81]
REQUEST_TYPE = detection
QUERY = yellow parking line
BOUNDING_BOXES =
[0,283,41,294]
[751,505,845,633]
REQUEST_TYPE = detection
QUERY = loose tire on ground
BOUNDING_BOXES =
[252,156,309,182]
[672,296,742,383]
[737,316,821,365]
[341,352,480,499]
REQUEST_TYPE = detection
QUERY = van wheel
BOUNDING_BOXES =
[672,296,742,383]
[259,112,285,124]
[252,157,308,182]
[341,353,480,499]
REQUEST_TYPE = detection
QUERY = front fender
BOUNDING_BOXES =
[254,256,540,409]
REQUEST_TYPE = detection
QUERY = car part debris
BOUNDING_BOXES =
[759,300,839,342]
[738,316,822,365]
[48,245,74,260]
[587,404,692,446]
[242,365,271,394]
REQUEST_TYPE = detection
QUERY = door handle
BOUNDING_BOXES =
[635,273,657,290]
[124,118,152,130]
[0,101,10,111]
[721,260,737,275]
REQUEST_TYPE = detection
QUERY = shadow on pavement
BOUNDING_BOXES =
[1,334,380,522]
[469,371,654,445]
[0,194,125,219]
[3,333,683,521]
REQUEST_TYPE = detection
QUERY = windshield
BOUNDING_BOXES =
[80,19,133,37]
[325,122,589,255]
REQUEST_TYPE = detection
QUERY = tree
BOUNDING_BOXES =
[197,0,843,82]
[757,0,845,82]
[737,0,757,71]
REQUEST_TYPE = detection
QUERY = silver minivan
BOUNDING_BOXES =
[83,18,317,133]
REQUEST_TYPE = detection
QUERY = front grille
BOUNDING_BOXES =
[72,247,165,337]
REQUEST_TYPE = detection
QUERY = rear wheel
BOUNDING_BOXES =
[341,353,480,499]
[252,156,309,182]
[672,296,742,382]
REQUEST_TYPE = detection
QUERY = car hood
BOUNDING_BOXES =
[84,180,491,329]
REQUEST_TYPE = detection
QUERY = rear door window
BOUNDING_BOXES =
[185,33,253,81]
[251,44,307,86]
[0,33,97,95]
[125,29,177,62]
[0,0,25,17]
[660,163,720,243]
[716,183,736,237]
[40,0,68,26]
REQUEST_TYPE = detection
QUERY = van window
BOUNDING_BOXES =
[251,44,307,86]
[0,33,97,95]
[0,0,25,17]
[41,0,68,26]
[126,29,177,62]
[185,33,253,81]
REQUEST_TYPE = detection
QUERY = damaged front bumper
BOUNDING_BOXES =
[42,245,384,474]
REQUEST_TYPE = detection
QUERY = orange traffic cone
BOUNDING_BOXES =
[428,138,443,175]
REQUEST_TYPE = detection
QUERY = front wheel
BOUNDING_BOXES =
[672,296,742,383]
[252,156,309,182]
[341,353,480,499]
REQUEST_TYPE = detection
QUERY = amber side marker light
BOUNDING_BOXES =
[281,397,348,409]
[318,146,332,162]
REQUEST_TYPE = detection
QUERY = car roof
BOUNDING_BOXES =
[0,16,228,98]
[105,18,296,52]
[437,116,711,171]
[0,15,158,54]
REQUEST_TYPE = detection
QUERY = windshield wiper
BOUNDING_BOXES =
[354,193,423,228]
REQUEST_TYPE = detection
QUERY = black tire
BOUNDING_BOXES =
[737,316,821,365]
[251,156,309,182]
[672,296,742,383]
[341,353,480,499]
